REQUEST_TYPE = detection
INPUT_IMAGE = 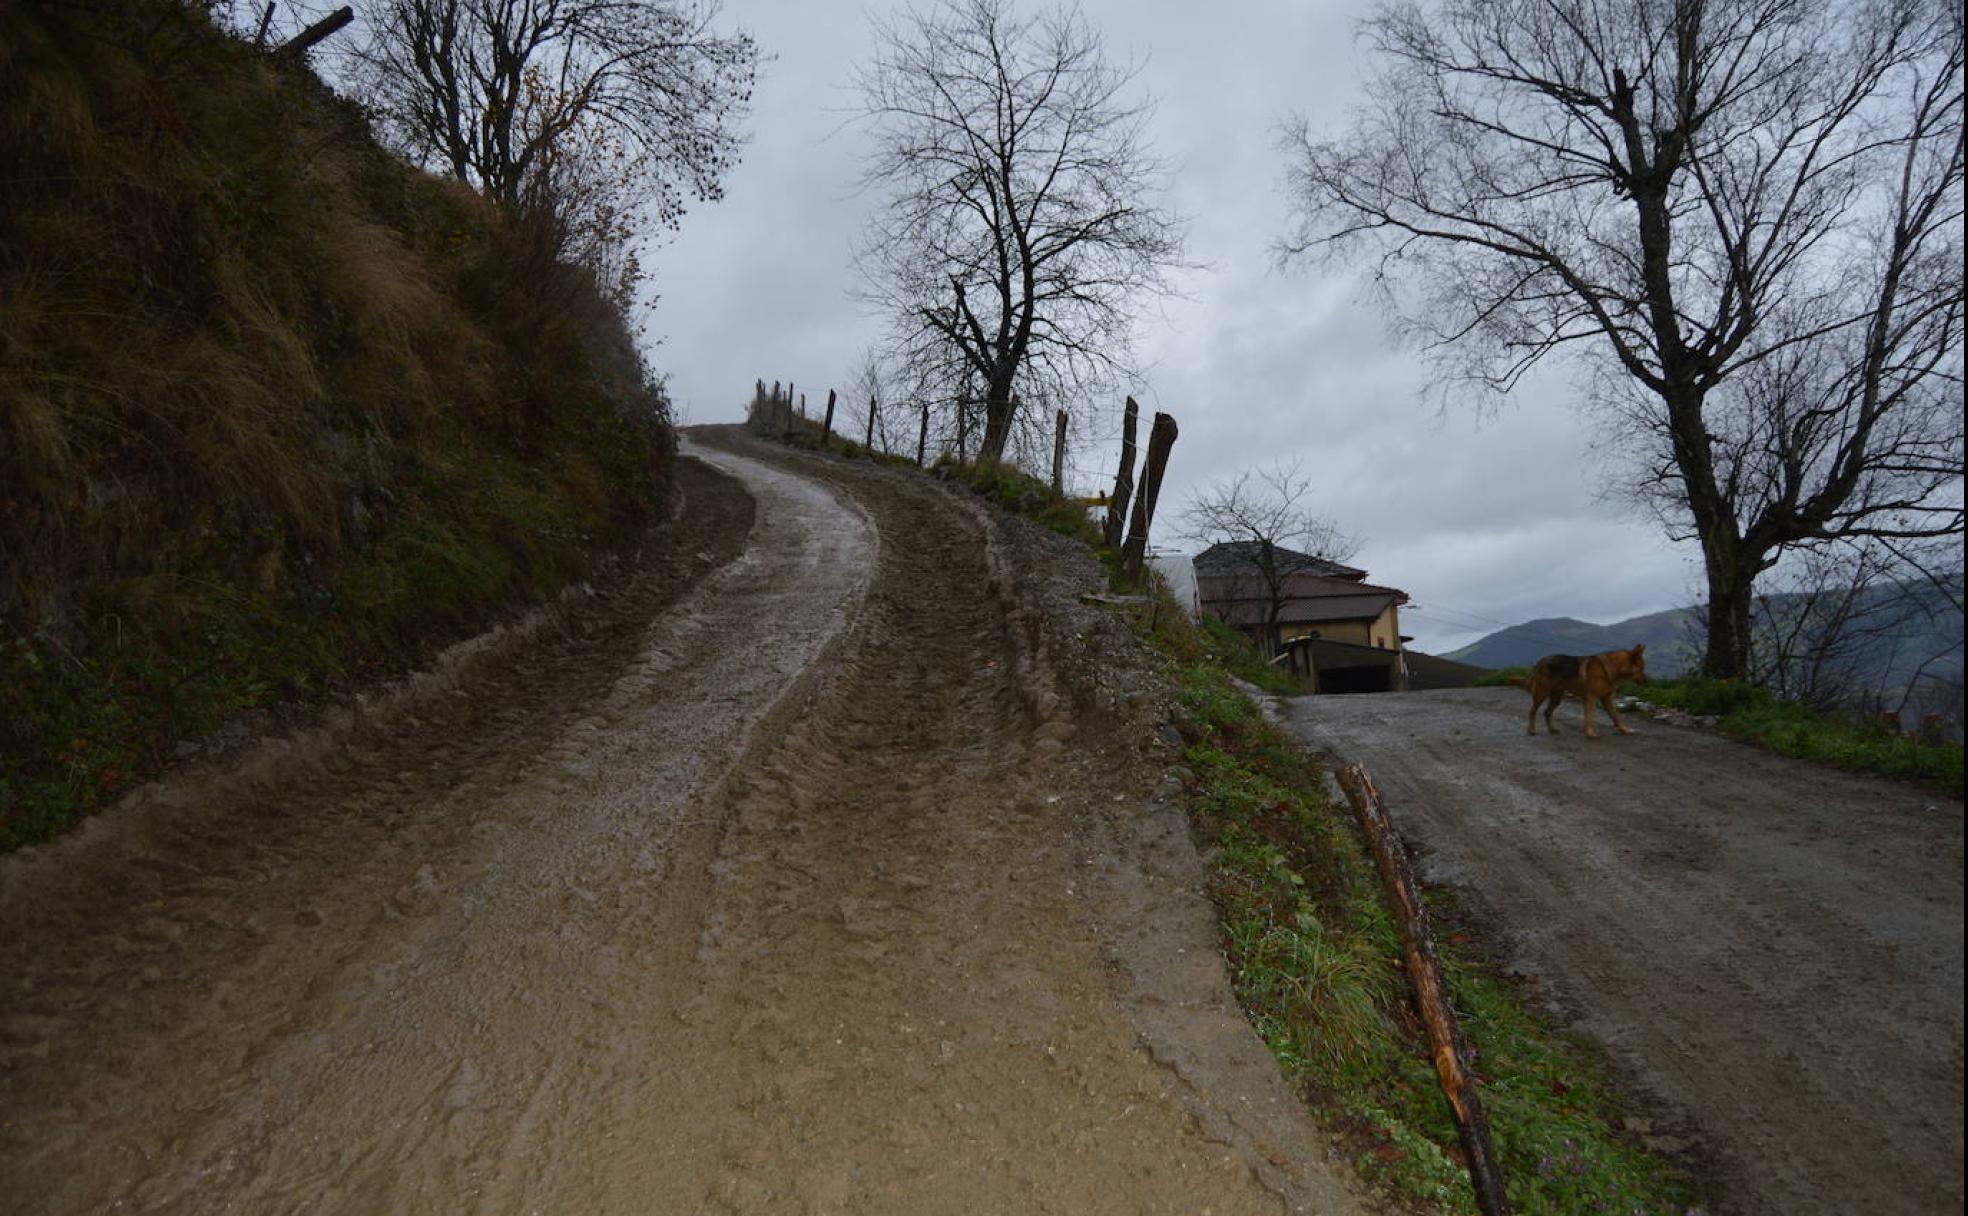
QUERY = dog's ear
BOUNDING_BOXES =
[1632,643,1646,656]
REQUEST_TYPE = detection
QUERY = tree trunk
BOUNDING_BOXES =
[1702,560,1758,680]
[979,369,1018,467]
[1103,396,1139,550]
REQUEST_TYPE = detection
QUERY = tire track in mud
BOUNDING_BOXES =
[0,449,873,1212]
[629,431,1360,1215]
[3,430,1368,1214]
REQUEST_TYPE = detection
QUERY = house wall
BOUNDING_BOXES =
[1371,603,1402,650]
[1281,620,1372,647]
[1278,607,1403,651]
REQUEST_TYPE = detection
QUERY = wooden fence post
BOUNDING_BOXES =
[276,5,352,58]
[1103,396,1138,550]
[821,388,837,444]
[1120,411,1177,582]
[956,400,969,464]
[917,402,930,466]
[1051,409,1069,494]
[1337,764,1511,1216]
[865,395,877,449]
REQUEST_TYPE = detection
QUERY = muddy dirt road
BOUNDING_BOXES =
[1,430,1365,1214]
[1285,688,1964,1216]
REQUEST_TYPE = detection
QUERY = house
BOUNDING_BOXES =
[1192,541,1412,693]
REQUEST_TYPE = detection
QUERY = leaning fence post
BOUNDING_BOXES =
[865,395,878,449]
[917,401,930,466]
[1051,409,1069,494]
[1120,411,1177,582]
[1103,396,1138,550]
[276,5,353,58]
[821,388,837,444]
[1337,763,1511,1216]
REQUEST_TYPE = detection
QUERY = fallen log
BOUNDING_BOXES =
[1337,762,1510,1216]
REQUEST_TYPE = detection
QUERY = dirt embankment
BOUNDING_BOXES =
[1285,687,1965,1216]
[2,429,1368,1214]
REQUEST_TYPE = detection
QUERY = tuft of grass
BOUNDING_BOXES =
[939,458,1103,545]
[1633,678,1962,795]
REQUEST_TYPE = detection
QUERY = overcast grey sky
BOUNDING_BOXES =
[644,0,1698,654]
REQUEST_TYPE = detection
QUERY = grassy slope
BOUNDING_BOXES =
[1,2,674,848]
[769,423,1695,1213]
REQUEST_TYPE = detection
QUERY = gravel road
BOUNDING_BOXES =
[1283,687,1965,1216]
[1,429,1366,1214]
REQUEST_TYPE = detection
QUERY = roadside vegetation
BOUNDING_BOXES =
[1,5,681,848]
[1128,578,1693,1214]
[762,424,1695,1212]
[1473,665,1961,796]
[1631,678,1963,797]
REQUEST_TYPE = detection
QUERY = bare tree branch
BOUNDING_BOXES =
[1177,460,1362,656]
[852,0,1186,467]
[1280,0,1964,678]
[349,0,757,272]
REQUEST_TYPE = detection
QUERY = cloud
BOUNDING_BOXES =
[644,0,1704,650]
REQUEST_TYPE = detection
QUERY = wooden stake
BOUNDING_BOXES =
[1336,764,1511,1216]
[1051,409,1069,494]
[822,388,837,444]
[276,5,352,58]
[1104,396,1138,550]
[865,395,877,449]
[1120,411,1177,582]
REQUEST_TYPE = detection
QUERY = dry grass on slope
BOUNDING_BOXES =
[1,1,674,847]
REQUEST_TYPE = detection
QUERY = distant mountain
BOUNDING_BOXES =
[1447,582,1963,694]
[1447,611,1700,675]
[1403,650,1494,690]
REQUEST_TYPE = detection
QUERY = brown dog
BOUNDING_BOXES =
[1509,645,1648,738]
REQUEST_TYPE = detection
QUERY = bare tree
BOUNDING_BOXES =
[1280,0,1964,678]
[1179,460,1361,656]
[352,0,756,243]
[1749,541,1934,709]
[852,0,1185,468]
